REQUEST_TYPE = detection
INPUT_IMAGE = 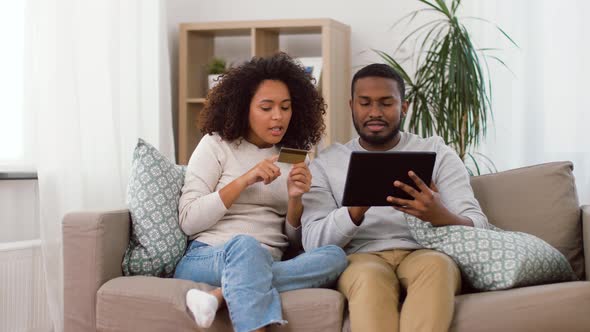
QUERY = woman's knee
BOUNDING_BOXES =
[306,245,348,278]
[224,234,269,260]
[320,245,348,274]
[225,234,259,250]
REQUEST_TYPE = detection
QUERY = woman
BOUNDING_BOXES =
[174,52,347,332]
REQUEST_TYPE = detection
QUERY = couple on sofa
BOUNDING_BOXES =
[173,52,490,332]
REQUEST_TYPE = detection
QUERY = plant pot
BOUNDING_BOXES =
[208,74,222,90]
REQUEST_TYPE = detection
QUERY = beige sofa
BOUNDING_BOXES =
[63,161,590,332]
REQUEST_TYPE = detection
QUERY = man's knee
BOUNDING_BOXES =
[418,251,459,277]
[338,259,398,296]
[401,250,460,290]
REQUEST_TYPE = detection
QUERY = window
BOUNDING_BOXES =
[0,2,32,171]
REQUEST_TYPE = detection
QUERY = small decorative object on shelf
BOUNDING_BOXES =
[207,57,226,90]
[297,57,322,87]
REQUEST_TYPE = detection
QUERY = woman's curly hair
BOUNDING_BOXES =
[200,52,326,150]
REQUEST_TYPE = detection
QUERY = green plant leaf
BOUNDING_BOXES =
[466,152,481,175]
[417,0,444,13]
[394,19,447,56]
[208,57,227,75]
[389,8,438,32]
[496,26,519,49]
[461,16,520,49]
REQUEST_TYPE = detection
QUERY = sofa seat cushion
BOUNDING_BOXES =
[451,281,590,332]
[96,276,345,332]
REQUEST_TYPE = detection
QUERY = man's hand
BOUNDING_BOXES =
[348,206,370,226]
[386,171,473,227]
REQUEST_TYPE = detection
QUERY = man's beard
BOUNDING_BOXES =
[353,118,400,146]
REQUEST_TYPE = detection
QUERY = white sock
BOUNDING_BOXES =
[186,288,219,328]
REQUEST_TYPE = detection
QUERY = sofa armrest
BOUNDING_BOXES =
[63,209,130,332]
[583,205,590,281]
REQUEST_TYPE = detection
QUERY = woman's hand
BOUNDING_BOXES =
[286,162,311,228]
[220,155,280,209]
[239,155,281,187]
[287,162,312,199]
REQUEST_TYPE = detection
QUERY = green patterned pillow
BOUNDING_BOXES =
[122,139,187,277]
[405,215,576,291]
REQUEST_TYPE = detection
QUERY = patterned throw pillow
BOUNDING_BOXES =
[122,139,187,277]
[406,215,577,291]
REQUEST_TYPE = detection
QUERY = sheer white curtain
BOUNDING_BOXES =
[465,0,590,204]
[0,2,38,244]
[26,0,174,330]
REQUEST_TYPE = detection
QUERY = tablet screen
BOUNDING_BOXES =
[342,151,436,206]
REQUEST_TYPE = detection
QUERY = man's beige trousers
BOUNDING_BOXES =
[338,249,461,332]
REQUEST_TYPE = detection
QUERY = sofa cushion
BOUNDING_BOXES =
[470,161,584,278]
[96,276,345,332]
[451,281,590,332]
[407,216,576,290]
[122,139,187,277]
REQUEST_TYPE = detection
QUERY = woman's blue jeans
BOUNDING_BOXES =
[174,235,348,332]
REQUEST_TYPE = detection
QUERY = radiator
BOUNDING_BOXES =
[0,240,51,332]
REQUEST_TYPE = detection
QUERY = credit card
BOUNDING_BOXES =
[277,147,308,164]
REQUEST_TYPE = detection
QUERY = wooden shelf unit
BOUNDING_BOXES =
[177,18,351,164]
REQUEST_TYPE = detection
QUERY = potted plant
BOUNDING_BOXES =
[375,0,516,174]
[207,57,226,90]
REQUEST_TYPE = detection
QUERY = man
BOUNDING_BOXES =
[301,64,489,332]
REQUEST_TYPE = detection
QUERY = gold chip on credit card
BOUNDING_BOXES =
[277,147,308,164]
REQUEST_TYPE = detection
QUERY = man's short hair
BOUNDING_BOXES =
[351,64,405,101]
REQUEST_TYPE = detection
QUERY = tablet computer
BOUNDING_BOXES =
[342,151,436,206]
